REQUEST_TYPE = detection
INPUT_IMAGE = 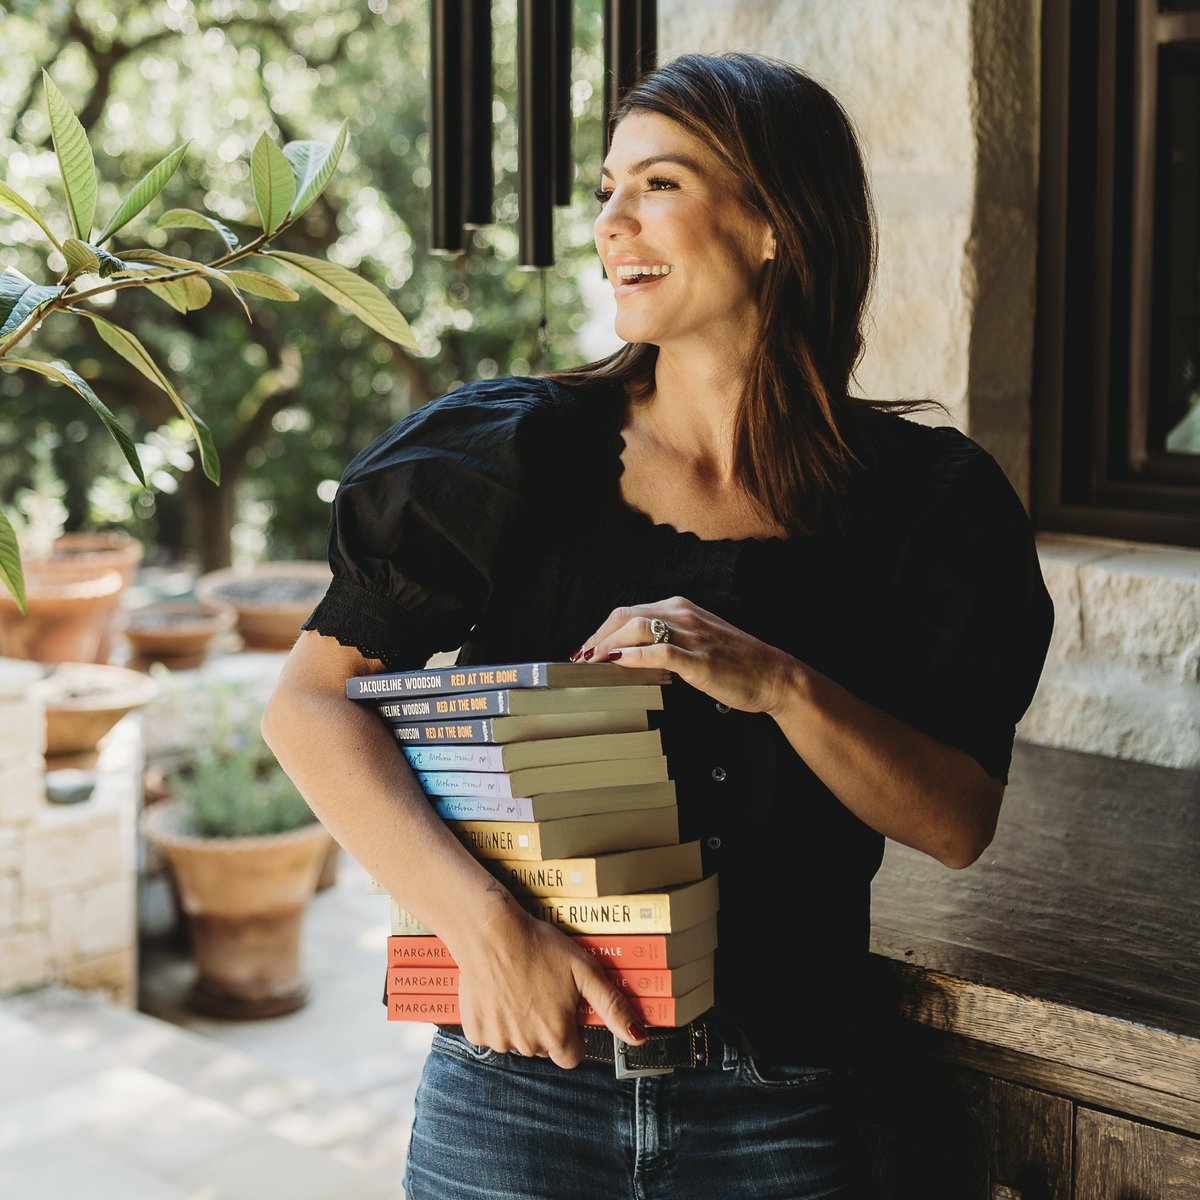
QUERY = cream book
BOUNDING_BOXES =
[447,805,679,861]
[526,875,720,934]
[415,754,669,799]
[402,729,663,773]
[487,841,703,898]
[429,780,677,824]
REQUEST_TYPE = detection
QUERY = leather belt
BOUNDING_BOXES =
[580,1021,715,1078]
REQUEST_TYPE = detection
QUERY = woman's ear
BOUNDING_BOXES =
[764,229,777,262]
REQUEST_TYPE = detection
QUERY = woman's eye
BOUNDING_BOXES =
[593,187,611,205]
[593,178,679,205]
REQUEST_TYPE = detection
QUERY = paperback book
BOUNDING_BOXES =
[375,684,665,721]
[348,662,671,701]
[428,780,677,824]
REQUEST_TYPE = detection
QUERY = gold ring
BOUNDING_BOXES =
[650,618,671,645]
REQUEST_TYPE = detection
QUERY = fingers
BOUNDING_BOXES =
[577,966,648,1051]
[572,600,689,661]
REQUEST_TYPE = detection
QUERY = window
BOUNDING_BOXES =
[1036,0,1200,546]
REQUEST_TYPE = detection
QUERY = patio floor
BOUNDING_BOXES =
[0,854,433,1199]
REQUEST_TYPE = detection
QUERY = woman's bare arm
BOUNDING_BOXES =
[260,630,647,1065]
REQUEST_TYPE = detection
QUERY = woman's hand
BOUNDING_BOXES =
[453,903,648,1070]
[572,597,797,716]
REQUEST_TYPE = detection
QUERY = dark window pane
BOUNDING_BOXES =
[1156,43,1200,456]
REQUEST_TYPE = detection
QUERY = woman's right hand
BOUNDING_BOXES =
[452,903,648,1070]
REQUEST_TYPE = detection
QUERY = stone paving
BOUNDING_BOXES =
[0,853,434,1198]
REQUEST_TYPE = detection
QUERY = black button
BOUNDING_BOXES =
[711,767,727,782]
[706,836,722,850]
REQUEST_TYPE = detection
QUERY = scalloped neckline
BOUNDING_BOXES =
[600,389,792,549]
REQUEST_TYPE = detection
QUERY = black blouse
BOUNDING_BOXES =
[303,375,1055,1066]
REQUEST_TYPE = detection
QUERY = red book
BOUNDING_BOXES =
[387,916,717,970]
[387,954,713,998]
[387,978,714,1028]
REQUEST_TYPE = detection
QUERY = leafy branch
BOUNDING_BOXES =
[0,72,416,612]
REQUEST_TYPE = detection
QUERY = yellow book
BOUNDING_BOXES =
[488,841,703,898]
[447,806,679,861]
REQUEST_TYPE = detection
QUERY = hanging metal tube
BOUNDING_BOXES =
[518,0,554,267]
[430,0,465,254]
[552,0,573,206]
[602,0,657,156]
[462,0,493,229]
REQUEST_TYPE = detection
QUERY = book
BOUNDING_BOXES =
[389,709,650,744]
[392,875,719,936]
[387,977,714,1028]
[416,754,669,798]
[387,917,719,968]
[577,978,715,1027]
[386,954,714,998]
[447,806,680,861]
[429,780,677,824]
[374,683,665,718]
[485,841,703,898]
[402,729,664,773]
[349,661,672,700]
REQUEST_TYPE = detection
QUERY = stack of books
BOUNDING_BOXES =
[348,660,720,1029]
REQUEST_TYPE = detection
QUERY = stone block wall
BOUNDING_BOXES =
[0,658,139,1005]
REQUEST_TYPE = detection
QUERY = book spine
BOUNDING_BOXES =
[386,966,693,997]
[403,744,506,771]
[378,693,512,721]
[485,859,595,895]
[526,894,672,934]
[432,795,537,822]
[388,933,678,968]
[387,993,694,1026]
[445,821,538,859]
[417,770,516,799]
[350,664,546,700]
[391,718,499,743]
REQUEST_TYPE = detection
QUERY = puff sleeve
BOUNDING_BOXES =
[301,379,546,670]
[887,436,1055,785]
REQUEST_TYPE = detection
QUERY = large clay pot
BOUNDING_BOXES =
[122,599,236,670]
[195,562,332,650]
[35,662,159,757]
[0,569,124,664]
[141,800,333,1018]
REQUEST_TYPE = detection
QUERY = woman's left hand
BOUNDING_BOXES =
[572,597,797,716]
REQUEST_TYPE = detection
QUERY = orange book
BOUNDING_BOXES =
[387,978,714,1028]
[388,917,718,969]
[387,954,713,999]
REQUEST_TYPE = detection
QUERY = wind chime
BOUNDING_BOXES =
[430,1,657,358]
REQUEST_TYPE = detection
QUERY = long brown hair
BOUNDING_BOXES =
[545,52,944,535]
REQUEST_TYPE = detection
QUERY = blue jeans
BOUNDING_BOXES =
[403,1025,865,1199]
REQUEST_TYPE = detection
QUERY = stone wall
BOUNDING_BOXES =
[0,659,139,1005]
[648,0,1200,770]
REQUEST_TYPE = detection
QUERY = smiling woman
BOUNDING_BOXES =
[264,51,1054,1200]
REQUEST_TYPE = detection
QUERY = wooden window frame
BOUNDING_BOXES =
[1035,0,1200,547]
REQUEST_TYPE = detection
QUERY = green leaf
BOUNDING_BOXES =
[157,207,239,252]
[5,355,144,486]
[62,239,128,278]
[43,71,96,241]
[122,250,249,318]
[251,133,295,234]
[0,507,25,613]
[95,142,190,245]
[0,180,64,254]
[283,122,349,220]
[146,275,213,313]
[76,313,219,484]
[0,267,64,339]
[224,269,299,301]
[268,251,417,348]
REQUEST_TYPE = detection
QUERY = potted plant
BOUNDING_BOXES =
[142,722,333,1019]
[0,71,415,618]
[122,598,237,670]
[195,561,332,650]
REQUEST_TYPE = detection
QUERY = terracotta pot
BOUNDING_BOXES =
[123,599,236,670]
[316,841,341,891]
[0,569,124,664]
[195,562,332,651]
[31,533,145,663]
[141,800,333,1018]
[35,662,160,757]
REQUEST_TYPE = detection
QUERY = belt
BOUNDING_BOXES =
[581,1020,715,1078]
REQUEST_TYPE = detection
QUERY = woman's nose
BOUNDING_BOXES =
[595,194,639,238]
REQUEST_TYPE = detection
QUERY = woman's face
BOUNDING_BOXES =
[594,111,774,352]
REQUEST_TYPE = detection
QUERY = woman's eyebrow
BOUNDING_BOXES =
[600,153,706,179]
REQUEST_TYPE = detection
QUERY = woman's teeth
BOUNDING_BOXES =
[616,264,672,283]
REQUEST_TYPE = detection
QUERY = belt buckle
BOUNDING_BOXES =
[613,1033,675,1080]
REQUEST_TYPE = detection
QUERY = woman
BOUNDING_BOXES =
[263,52,1054,1198]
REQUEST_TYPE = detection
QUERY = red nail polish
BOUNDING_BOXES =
[569,649,581,661]
[627,1021,648,1042]
[605,650,622,661]
[583,647,595,660]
